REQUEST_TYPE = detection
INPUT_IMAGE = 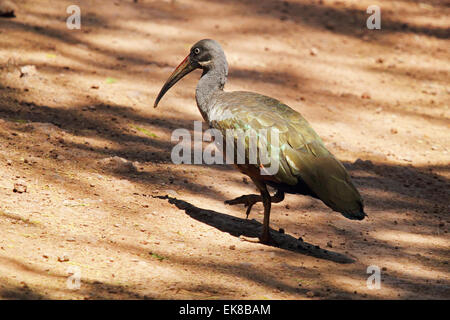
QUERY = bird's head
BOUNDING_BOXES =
[154,39,227,108]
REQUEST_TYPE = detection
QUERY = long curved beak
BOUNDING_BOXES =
[154,55,197,108]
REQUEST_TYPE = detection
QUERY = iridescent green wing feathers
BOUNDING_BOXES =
[209,91,363,215]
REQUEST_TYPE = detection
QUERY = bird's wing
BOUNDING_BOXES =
[209,91,364,215]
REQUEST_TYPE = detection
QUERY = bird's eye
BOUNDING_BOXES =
[194,48,201,55]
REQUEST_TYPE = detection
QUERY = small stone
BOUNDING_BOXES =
[361,92,371,99]
[166,189,178,197]
[326,241,333,248]
[0,0,16,17]
[325,22,335,30]
[306,291,315,297]
[58,255,69,262]
[354,158,374,168]
[375,107,383,113]
[13,181,27,193]
[390,128,398,134]
[229,245,236,250]
[99,156,137,173]
[239,262,253,268]
[310,47,318,56]
[19,65,37,77]
[6,160,12,166]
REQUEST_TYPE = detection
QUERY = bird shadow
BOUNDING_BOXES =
[154,195,355,264]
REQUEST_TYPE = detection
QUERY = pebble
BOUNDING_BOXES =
[310,47,318,56]
[98,156,137,173]
[19,65,37,77]
[58,255,69,262]
[354,158,374,168]
[0,0,16,17]
[361,92,371,99]
[166,189,178,197]
[13,181,27,193]
[239,262,253,268]
[375,107,383,113]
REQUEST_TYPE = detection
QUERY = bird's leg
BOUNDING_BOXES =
[225,190,284,219]
[259,185,273,245]
[238,182,277,245]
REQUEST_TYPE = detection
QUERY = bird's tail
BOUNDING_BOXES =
[339,201,367,221]
[294,151,367,221]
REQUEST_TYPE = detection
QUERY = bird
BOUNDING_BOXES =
[154,39,366,245]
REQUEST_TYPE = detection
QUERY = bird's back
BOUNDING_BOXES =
[207,91,365,220]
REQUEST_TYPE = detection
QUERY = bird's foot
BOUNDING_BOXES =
[259,232,278,246]
[239,235,261,243]
[239,233,278,246]
[224,194,260,206]
[224,194,261,219]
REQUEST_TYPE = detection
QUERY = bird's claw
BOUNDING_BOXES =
[239,233,278,246]
[224,194,260,219]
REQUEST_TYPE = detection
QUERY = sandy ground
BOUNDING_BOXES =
[0,0,449,299]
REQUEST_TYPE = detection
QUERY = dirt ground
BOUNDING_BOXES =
[0,0,448,300]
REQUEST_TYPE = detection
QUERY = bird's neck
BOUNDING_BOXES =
[195,65,227,120]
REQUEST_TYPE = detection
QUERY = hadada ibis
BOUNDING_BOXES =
[154,39,366,245]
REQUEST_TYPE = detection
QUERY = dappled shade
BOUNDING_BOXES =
[0,0,448,299]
